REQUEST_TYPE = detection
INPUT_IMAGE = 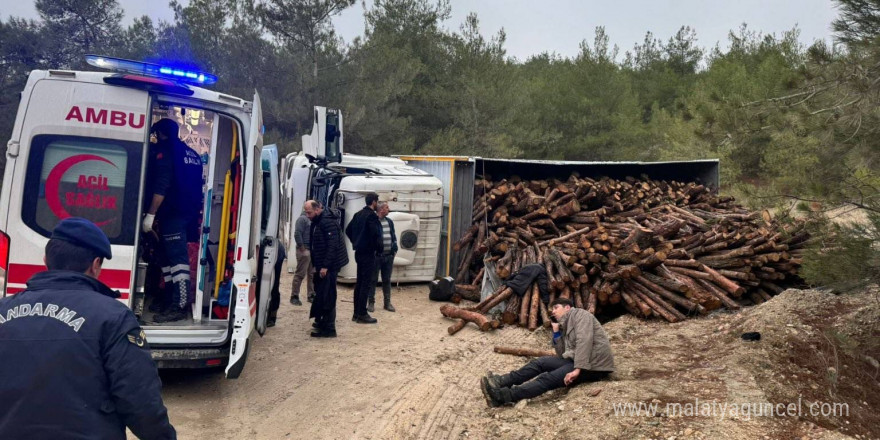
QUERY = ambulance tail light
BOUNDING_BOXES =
[85,55,218,85]
[0,230,10,296]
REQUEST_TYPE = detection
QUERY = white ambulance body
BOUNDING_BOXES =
[0,56,279,378]
[280,108,443,282]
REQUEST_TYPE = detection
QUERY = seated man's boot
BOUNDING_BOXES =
[480,378,513,407]
[484,370,513,389]
[383,297,395,312]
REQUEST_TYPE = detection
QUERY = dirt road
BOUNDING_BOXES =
[153,271,535,439]
[149,269,876,440]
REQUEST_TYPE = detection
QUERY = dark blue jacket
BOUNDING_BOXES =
[0,271,175,440]
[150,137,203,221]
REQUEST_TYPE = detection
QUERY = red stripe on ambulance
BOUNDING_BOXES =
[7,263,131,299]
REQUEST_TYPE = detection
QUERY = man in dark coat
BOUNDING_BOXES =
[0,217,176,439]
[143,118,203,323]
[306,200,348,338]
[344,192,382,324]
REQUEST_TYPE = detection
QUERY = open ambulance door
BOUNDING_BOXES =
[0,230,10,296]
[255,144,280,336]
[226,92,263,379]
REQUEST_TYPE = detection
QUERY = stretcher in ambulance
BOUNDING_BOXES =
[0,56,279,377]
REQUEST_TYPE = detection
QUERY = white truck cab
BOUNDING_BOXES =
[280,107,443,282]
[0,56,279,377]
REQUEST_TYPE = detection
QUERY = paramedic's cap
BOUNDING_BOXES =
[51,217,113,260]
[151,118,179,138]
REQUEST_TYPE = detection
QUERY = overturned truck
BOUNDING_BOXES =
[402,157,807,330]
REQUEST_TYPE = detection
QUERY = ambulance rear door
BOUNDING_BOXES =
[226,91,262,378]
[2,72,148,302]
[255,145,280,335]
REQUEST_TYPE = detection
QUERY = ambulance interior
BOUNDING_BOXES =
[135,102,243,328]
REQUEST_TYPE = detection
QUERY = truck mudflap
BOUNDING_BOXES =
[151,347,229,369]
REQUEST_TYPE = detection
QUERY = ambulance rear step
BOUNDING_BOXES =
[151,347,228,369]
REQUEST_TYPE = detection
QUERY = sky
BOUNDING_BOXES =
[3,0,840,60]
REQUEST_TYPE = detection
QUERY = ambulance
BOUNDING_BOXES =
[0,56,280,378]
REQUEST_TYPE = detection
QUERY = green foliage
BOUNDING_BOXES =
[800,202,880,288]
[0,0,878,262]
[35,0,124,68]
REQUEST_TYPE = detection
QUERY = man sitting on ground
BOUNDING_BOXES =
[480,298,614,406]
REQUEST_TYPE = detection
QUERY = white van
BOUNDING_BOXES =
[0,56,279,378]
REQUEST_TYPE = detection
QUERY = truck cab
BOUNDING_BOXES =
[280,107,443,282]
[0,56,279,377]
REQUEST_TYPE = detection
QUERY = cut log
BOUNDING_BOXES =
[494,346,556,357]
[440,305,492,331]
[454,284,481,302]
[448,319,467,335]
[479,287,515,313]
[540,225,591,247]
[633,275,702,314]
[452,224,479,251]
[700,264,746,297]
[528,284,540,331]
[538,297,552,329]
[518,284,532,327]
[502,295,520,325]
[695,279,741,310]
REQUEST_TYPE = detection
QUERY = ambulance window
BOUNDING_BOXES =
[22,135,142,244]
[261,170,271,235]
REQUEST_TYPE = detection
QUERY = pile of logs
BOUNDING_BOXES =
[441,173,809,333]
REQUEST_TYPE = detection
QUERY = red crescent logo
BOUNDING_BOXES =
[45,154,119,226]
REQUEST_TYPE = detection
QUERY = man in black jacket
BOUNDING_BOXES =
[0,217,176,439]
[344,192,382,324]
[306,200,349,338]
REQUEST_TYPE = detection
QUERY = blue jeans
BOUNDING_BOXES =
[159,216,191,309]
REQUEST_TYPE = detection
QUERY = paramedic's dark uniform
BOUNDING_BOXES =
[0,222,175,439]
[149,130,203,313]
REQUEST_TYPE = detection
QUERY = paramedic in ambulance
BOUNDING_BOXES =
[143,118,204,323]
[0,217,176,439]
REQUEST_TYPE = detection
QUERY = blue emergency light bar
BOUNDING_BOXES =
[85,55,217,85]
